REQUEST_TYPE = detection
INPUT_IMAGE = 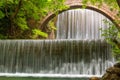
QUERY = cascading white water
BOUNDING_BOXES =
[56,9,108,40]
[0,9,115,77]
[0,40,114,77]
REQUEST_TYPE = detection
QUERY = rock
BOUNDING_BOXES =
[101,62,120,80]
[106,67,120,75]
[89,77,100,80]
[114,62,120,68]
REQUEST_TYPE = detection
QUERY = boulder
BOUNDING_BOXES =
[101,62,120,80]
[89,77,100,80]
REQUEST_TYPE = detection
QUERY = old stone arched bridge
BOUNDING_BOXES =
[40,0,120,28]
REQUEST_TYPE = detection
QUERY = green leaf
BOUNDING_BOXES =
[0,10,5,19]
[0,33,8,39]
[32,13,40,20]
[0,1,4,7]
[118,32,120,38]
[15,17,29,30]
[32,29,48,38]
[49,21,57,30]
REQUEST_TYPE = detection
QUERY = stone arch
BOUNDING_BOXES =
[40,1,120,29]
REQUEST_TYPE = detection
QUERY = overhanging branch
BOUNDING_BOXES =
[11,0,23,19]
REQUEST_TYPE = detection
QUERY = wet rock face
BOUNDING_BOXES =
[101,62,120,80]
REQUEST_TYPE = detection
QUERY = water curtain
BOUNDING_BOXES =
[0,9,114,77]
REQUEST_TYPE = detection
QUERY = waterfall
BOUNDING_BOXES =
[56,9,109,40]
[0,9,115,77]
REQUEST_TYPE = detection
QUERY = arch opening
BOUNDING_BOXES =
[41,5,119,30]
[55,9,112,40]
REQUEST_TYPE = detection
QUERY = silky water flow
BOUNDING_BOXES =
[0,9,115,78]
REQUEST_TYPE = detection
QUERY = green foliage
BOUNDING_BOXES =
[0,34,7,39]
[82,0,120,12]
[0,10,5,19]
[100,19,120,61]
[100,20,118,40]
[0,0,67,39]
[82,0,120,61]
[48,20,57,31]
[14,17,29,30]
[0,0,118,40]
[32,29,48,38]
